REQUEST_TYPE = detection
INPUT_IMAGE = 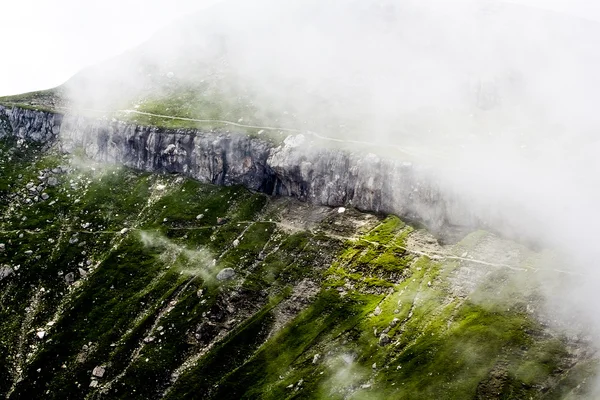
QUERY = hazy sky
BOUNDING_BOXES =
[1,0,599,96]
[0,0,222,96]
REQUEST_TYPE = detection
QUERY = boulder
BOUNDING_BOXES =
[216,268,236,281]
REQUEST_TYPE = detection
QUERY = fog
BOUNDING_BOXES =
[15,0,600,385]
[0,0,223,95]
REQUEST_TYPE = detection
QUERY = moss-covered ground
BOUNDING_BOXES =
[0,138,596,399]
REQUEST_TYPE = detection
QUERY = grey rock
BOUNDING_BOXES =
[0,104,506,240]
[379,333,391,346]
[41,193,49,200]
[65,272,75,284]
[0,243,5,252]
[0,266,14,281]
[92,366,105,378]
[216,268,236,281]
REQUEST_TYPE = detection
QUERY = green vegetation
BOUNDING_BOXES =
[0,138,596,399]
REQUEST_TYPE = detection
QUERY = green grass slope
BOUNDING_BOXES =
[0,138,596,399]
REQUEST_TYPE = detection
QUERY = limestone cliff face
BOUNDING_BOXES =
[0,105,475,237]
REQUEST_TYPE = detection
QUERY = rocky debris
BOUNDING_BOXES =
[92,366,106,378]
[0,243,5,252]
[41,193,49,200]
[47,177,58,186]
[0,266,14,281]
[312,353,321,364]
[65,272,75,284]
[36,331,46,339]
[390,318,400,327]
[379,333,391,346]
[89,380,98,388]
[216,268,236,281]
[373,306,382,316]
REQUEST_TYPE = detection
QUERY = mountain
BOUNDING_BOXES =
[1,1,599,399]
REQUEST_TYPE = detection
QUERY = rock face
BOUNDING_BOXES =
[0,106,61,143]
[0,105,476,238]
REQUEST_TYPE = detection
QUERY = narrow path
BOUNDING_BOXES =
[46,105,436,160]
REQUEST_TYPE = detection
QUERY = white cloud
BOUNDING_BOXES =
[0,0,222,95]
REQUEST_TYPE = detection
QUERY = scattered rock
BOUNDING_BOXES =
[312,353,321,364]
[0,243,5,252]
[338,207,346,214]
[390,318,400,327]
[373,306,382,316]
[216,268,236,281]
[196,214,204,220]
[36,331,46,339]
[119,228,129,235]
[65,272,75,284]
[41,193,49,200]
[78,268,88,277]
[0,266,14,281]
[89,380,98,388]
[92,366,105,378]
[372,363,377,369]
[24,250,33,256]
[379,333,391,346]
[47,177,58,186]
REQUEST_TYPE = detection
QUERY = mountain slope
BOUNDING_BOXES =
[0,120,597,399]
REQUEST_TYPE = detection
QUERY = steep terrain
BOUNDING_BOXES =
[0,105,597,399]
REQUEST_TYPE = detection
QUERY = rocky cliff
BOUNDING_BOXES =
[0,103,596,400]
[0,105,475,240]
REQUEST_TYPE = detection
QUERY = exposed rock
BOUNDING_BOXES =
[41,193,49,200]
[36,331,46,339]
[92,366,105,378]
[0,243,5,252]
[65,272,75,284]
[373,306,382,316]
[47,177,58,186]
[216,268,236,281]
[0,104,487,239]
[379,333,391,346]
[0,266,14,281]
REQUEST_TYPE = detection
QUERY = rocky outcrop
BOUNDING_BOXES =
[0,106,61,143]
[0,105,475,238]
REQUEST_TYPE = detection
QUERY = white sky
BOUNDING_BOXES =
[0,0,598,96]
[0,0,222,96]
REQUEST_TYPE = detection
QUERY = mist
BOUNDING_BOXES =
[59,0,600,377]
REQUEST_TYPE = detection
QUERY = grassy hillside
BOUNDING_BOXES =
[0,137,596,399]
